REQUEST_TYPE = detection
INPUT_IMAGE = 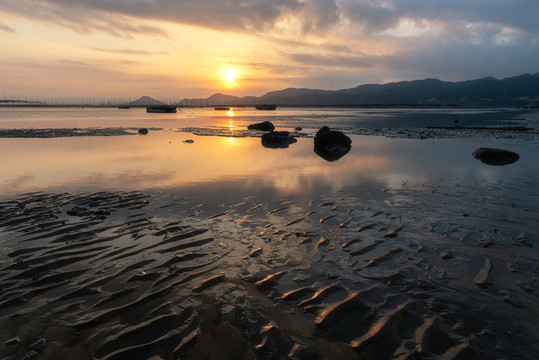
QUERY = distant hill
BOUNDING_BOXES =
[178,73,539,107]
[125,96,166,107]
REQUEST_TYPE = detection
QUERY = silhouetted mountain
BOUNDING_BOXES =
[126,96,166,107]
[179,73,539,107]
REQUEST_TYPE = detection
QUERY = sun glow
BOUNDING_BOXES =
[223,69,238,84]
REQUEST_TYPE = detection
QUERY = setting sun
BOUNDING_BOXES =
[223,69,238,84]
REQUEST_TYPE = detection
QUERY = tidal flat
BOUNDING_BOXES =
[0,107,538,359]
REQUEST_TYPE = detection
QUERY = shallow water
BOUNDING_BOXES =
[0,107,538,359]
[0,109,538,196]
[0,106,533,130]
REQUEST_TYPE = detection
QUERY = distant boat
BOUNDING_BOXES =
[255,104,276,110]
[215,107,230,110]
[146,106,177,113]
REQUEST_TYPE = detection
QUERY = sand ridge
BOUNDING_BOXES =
[0,182,537,359]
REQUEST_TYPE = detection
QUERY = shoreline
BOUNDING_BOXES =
[0,124,537,141]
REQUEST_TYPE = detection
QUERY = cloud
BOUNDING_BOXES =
[338,0,539,36]
[0,0,303,37]
[0,20,15,33]
[91,48,170,56]
[299,0,341,32]
[2,0,538,44]
[1,0,538,94]
[0,1,169,38]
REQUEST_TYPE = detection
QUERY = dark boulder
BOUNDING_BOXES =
[138,128,149,135]
[316,126,331,137]
[472,148,520,166]
[248,121,275,132]
[314,127,352,161]
[261,131,297,148]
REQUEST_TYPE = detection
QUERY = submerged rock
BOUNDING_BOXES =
[138,128,149,135]
[472,147,519,166]
[261,131,297,148]
[248,121,275,132]
[314,126,352,161]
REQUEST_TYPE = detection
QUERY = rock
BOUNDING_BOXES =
[138,128,149,135]
[261,131,297,148]
[316,126,331,137]
[314,126,352,161]
[248,121,275,132]
[472,148,519,166]
[183,139,195,144]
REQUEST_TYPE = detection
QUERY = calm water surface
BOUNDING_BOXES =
[0,107,537,198]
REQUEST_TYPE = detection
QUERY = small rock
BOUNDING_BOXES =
[261,131,297,148]
[248,121,275,132]
[314,126,352,161]
[138,128,149,135]
[183,139,195,144]
[472,148,520,166]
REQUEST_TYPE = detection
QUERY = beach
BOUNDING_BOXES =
[0,107,538,359]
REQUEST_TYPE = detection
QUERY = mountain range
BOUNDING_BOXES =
[178,73,539,107]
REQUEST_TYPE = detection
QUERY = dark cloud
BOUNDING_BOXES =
[0,0,303,36]
[300,0,341,32]
[339,0,539,35]
[2,0,538,42]
[286,52,379,69]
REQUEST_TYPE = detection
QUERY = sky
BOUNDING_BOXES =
[1,0,538,101]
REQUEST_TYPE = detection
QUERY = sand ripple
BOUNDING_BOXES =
[1,186,538,359]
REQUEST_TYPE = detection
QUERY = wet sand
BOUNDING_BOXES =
[1,180,538,359]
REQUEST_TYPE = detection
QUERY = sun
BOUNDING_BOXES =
[222,69,238,84]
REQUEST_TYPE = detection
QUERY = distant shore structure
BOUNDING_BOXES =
[214,106,230,110]
[146,106,177,113]
[255,104,277,110]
